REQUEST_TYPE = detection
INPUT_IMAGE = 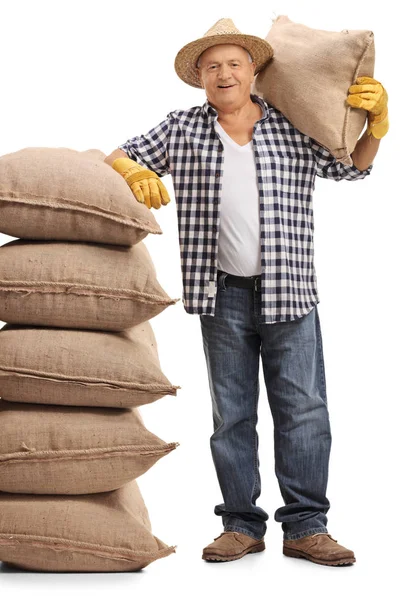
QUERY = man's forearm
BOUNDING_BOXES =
[104,148,128,167]
[350,129,381,171]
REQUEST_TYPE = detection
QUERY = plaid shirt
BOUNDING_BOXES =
[119,93,373,323]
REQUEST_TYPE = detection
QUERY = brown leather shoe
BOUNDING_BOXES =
[202,531,265,562]
[283,533,356,566]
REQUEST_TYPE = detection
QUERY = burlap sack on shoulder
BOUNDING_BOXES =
[252,15,375,165]
[0,239,180,330]
[0,147,163,245]
[0,322,180,408]
[0,399,178,494]
[0,480,175,571]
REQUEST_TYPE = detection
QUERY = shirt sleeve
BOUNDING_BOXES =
[118,116,171,178]
[308,136,373,181]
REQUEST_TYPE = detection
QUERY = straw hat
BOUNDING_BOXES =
[174,18,274,89]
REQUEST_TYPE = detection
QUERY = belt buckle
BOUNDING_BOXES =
[254,276,261,292]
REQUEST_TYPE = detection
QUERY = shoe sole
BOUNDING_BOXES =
[202,541,265,562]
[283,546,356,566]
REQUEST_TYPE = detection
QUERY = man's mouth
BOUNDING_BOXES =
[218,84,235,89]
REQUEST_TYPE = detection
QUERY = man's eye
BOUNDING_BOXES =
[208,63,239,69]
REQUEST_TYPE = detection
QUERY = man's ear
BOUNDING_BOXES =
[196,68,204,88]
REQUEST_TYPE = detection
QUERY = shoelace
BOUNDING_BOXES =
[312,533,338,542]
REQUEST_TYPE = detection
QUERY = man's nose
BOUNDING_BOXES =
[218,64,233,80]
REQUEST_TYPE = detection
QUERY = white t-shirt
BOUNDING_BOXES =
[215,120,262,277]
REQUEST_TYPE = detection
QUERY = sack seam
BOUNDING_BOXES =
[343,31,374,165]
[0,281,179,304]
[0,366,181,393]
[0,442,179,463]
[0,533,176,561]
[0,193,161,234]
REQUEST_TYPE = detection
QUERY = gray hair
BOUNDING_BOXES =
[196,49,253,69]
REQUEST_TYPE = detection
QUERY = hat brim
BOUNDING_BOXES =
[174,33,274,89]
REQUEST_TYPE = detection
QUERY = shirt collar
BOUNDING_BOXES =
[201,93,270,123]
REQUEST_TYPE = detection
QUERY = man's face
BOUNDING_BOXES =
[196,44,256,111]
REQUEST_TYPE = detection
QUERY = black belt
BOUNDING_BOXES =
[217,269,261,291]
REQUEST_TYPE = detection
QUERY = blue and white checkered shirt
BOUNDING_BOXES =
[119,93,373,323]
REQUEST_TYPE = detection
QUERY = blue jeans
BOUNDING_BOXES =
[199,270,332,541]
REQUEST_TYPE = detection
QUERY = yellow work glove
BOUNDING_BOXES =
[346,76,389,139]
[112,157,170,210]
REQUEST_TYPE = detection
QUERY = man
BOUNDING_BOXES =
[104,18,388,566]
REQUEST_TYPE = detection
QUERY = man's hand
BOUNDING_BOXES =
[346,76,389,139]
[112,157,170,210]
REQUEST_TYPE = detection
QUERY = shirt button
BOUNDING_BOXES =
[215,172,221,178]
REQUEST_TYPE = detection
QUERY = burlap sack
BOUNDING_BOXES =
[0,399,178,494]
[0,147,163,245]
[0,239,180,330]
[252,15,375,165]
[0,322,180,408]
[0,479,175,571]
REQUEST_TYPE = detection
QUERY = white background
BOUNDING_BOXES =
[0,0,398,598]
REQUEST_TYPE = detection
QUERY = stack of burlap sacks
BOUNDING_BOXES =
[0,148,181,572]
